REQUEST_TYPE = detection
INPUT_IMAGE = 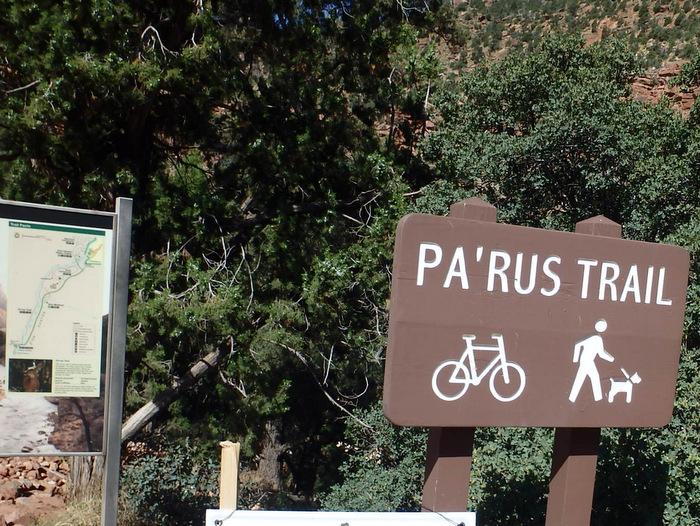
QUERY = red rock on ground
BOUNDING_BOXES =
[0,456,69,525]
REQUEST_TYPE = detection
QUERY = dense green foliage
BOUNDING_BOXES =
[320,402,428,512]
[0,0,444,512]
[422,34,700,240]
[121,440,218,525]
[4,1,700,524]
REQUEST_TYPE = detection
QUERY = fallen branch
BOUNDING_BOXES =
[120,338,231,443]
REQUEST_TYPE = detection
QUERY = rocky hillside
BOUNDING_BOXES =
[631,60,696,116]
[421,1,700,117]
[448,0,700,68]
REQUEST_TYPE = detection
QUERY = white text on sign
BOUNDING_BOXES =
[417,243,673,306]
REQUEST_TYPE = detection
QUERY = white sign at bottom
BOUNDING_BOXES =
[205,510,476,526]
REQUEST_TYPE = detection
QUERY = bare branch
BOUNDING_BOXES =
[336,376,370,401]
[342,213,364,226]
[5,80,40,94]
[231,191,384,231]
[219,369,247,397]
[140,25,179,59]
[264,339,372,429]
[395,0,431,20]
[322,344,335,385]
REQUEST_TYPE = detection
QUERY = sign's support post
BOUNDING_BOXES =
[102,197,133,526]
[422,427,475,511]
[545,215,621,526]
[546,427,601,525]
[421,198,497,513]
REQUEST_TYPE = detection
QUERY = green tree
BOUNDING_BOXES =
[320,402,428,512]
[0,0,450,510]
[422,35,699,239]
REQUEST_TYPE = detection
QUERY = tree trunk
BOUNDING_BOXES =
[68,455,104,500]
[256,420,288,492]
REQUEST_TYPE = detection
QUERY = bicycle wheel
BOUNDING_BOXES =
[489,362,526,402]
[432,360,471,401]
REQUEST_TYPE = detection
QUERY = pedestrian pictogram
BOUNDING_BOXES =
[568,319,643,405]
[568,319,615,403]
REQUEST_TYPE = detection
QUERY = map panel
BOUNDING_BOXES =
[5,221,109,397]
[0,200,123,457]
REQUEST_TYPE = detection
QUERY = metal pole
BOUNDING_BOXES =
[102,197,133,525]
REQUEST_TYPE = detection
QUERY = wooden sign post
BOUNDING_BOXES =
[421,198,496,512]
[545,216,623,525]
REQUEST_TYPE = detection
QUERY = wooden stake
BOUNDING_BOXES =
[219,441,240,510]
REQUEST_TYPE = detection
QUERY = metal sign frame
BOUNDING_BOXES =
[102,197,132,526]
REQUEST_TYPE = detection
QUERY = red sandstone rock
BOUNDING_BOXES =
[0,456,69,523]
[630,61,697,117]
[0,480,21,501]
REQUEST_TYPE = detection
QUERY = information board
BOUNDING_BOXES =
[383,213,690,428]
[0,201,117,455]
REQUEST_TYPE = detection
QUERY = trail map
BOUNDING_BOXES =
[4,220,110,397]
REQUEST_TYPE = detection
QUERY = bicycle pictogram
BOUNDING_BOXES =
[431,333,526,402]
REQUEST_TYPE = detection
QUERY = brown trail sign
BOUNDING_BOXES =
[383,198,690,523]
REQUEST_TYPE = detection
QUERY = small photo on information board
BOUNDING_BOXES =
[0,201,115,455]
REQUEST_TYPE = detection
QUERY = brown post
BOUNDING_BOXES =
[545,215,622,526]
[546,428,601,525]
[450,196,498,223]
[422,427,476,511]
[421,197,497,513]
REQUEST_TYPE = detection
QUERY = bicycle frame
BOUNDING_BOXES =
[432,332,526,403]
[458,334,511,385]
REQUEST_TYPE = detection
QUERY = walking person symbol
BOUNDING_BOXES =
[569,319,615,403]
